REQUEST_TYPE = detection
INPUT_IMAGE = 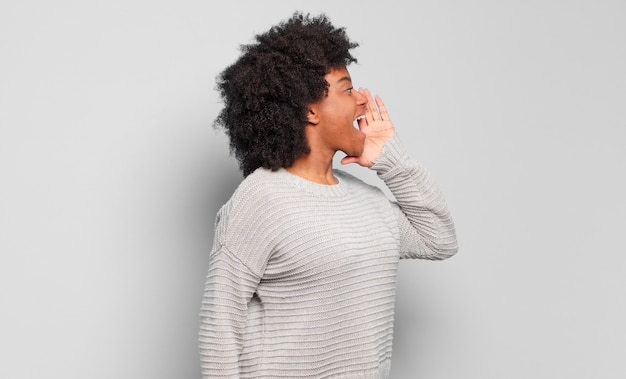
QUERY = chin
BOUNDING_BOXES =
[349,146,365,157]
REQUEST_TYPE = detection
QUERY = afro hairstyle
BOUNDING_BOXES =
[214,12,359,177]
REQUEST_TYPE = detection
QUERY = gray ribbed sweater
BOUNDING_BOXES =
[199,134,458,378]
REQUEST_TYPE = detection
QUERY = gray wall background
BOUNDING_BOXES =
[1,1,624,378]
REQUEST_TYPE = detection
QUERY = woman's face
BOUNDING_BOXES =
[308,66,367,158]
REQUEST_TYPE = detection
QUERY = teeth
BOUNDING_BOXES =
[355,115,365,121]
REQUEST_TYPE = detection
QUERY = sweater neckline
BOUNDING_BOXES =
[275,168,350,198]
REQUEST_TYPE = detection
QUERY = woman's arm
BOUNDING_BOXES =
[372,134,458,259]
[199,245,259,378]
[345,89,458,259]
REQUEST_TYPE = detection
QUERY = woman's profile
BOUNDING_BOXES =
[199,12,458,378]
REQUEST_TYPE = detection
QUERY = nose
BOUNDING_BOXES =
[355,89,367,105]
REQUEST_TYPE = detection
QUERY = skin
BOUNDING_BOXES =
[285,66,396,184]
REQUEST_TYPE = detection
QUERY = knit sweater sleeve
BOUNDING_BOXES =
[371,133,458,260]
[199,196,268,378]
[199,246,259,378]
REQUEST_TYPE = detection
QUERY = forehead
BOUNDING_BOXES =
[325,67,352,87]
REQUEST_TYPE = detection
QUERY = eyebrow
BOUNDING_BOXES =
[335,76,352,85]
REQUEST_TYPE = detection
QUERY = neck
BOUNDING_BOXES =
[285,151,337,185]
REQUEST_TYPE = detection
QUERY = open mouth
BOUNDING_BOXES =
[353,114,365,129]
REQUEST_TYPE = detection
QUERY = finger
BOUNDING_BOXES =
[340,155,359,165]
[375,95,391,122]
[363,89,379,122]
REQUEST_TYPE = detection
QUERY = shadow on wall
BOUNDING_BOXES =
[194,136,243,261]
[180,131,243,379]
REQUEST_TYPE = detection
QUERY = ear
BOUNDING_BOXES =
[306,104,320,125]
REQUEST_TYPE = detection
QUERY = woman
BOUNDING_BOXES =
[199,12,458,378]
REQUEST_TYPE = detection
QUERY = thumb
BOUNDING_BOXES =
[340,155,359,165]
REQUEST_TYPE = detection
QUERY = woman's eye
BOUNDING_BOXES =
[345,87,353,94]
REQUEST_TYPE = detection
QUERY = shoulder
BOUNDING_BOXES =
[231,167,295,206]
[212,168,297,274]
[211,168,293,256]
[215,168,295,229]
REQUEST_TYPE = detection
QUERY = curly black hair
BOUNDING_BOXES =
[214,12,359,177]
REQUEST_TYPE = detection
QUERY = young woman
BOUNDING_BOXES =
[199,12,458,378]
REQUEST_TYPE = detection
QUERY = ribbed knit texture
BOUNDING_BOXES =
[199,134,458,378]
